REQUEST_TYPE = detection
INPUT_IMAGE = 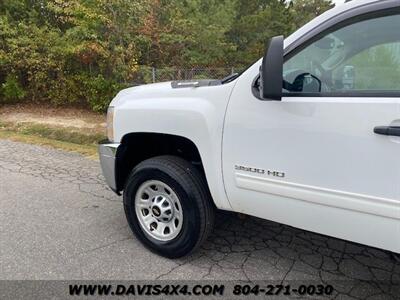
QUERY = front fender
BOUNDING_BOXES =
[112,83,236,210]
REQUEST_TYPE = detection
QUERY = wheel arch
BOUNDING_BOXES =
[115,132,208,194]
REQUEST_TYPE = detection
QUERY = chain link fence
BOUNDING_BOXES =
[130,66,244,86]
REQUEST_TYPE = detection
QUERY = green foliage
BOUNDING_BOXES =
[289,0,334,29]
[227,0,295,65]
[1,75,26,103]
[0,0,333,111]
[81,74,128,112]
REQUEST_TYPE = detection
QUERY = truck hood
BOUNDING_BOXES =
[110,80,223,107]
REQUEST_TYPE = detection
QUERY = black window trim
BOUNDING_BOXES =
[253,0,400,99]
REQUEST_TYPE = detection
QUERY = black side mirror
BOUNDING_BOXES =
[260,35,284,101]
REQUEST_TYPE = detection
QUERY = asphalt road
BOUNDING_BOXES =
[0,140,399,299]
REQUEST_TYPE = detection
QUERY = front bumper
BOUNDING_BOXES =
[98,141,120,193]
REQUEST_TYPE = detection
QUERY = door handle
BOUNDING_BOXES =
[374,126,400,137]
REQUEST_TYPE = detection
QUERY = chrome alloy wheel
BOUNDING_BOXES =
[135,180,183,241]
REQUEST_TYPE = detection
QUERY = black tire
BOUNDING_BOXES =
[123,155,215,258]
[391,252,400,263]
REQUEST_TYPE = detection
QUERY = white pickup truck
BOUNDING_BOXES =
[99,0,400,258]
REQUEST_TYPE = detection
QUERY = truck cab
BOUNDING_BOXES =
[99,0,400,258]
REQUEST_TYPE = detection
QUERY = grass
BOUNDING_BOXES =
[0,121,105,159]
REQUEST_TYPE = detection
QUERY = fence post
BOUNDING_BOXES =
[231,67,235,75]
[152,67,156,83]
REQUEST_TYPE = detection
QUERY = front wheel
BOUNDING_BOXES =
[123,156,215,258]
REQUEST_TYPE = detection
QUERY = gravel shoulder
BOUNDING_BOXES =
[0,104,106,133]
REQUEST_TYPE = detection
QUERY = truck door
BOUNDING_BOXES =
[222,8,400,252]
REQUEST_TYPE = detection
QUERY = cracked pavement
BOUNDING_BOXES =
[0,140,399,299]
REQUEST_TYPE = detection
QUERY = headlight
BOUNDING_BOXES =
[106,106,115,142]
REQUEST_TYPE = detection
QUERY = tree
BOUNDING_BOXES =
[0,0,150,111]
[227,0,294,66]
[0,0,334,111]
[136,0,237,67]
[289,0,334,29]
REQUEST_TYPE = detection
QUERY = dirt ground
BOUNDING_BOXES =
[0,104,106,133]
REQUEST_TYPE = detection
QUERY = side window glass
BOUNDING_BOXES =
[283,13,400,95]
[332,43,400,91]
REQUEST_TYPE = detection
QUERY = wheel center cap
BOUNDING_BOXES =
[152,206,161,217]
